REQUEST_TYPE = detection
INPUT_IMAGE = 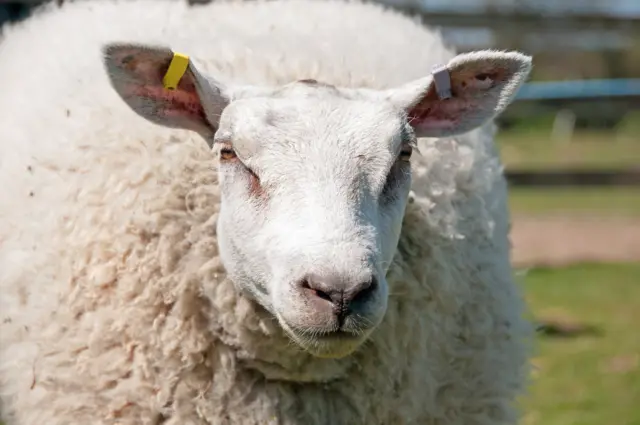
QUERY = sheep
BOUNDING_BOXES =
[0,0,534,424]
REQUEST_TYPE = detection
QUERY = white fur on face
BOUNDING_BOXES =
[215,82,413,357]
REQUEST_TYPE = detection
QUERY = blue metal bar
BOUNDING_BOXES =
[515,79,640,100]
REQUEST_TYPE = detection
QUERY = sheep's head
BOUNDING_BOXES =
[103,43,531,359]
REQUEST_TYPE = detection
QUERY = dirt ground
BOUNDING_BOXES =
[510,215,640,267]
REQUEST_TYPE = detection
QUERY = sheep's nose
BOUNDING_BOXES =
[297,273,377,323]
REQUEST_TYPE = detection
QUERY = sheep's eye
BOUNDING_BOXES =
[220,148,237,161]
[399,146,413,162]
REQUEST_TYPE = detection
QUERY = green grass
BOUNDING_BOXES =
[508,187,640,216]
[520,262,640,425]
[497,129,639,171]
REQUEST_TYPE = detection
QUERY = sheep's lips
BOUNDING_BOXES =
[275,312,369,359]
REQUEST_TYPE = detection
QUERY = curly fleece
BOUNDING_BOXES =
[0,0,533,424]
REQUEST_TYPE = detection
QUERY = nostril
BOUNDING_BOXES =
[300,278,334,303]
[348,276,377,305]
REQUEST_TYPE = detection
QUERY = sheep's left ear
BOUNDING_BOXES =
[386,50,532,138]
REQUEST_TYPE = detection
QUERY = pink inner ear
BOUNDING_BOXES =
[408,98,472,131]
[457,69,504,92]
[406,68,504,132]
[125,85,207,122]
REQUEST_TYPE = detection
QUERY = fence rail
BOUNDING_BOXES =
[505,169,640,188]
[390,4,640,34]
[516,79,640,101]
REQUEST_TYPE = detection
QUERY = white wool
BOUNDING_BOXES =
[0,0,534,424]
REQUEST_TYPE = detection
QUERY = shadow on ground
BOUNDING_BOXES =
[536,318,603,338]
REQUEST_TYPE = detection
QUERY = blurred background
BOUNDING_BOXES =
[1,0,638,424]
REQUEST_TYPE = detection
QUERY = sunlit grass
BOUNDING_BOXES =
[520,262,640,425]
[509,187,640,216]
[497,129,639,170]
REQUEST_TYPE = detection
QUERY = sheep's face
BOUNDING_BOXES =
[214,86,413,358]
[103,43,532,359]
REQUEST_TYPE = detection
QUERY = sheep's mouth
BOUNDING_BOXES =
[314,329,361,339]
[276,314,368,359]
[292,331,366,359]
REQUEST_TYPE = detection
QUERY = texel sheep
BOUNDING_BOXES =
[0,0,534,424]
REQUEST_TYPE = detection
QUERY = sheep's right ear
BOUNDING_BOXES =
[102,43,230,145]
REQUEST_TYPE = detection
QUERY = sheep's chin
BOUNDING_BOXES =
[275,313,367,359]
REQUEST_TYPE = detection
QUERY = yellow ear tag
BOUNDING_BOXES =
[162,51,190,90]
